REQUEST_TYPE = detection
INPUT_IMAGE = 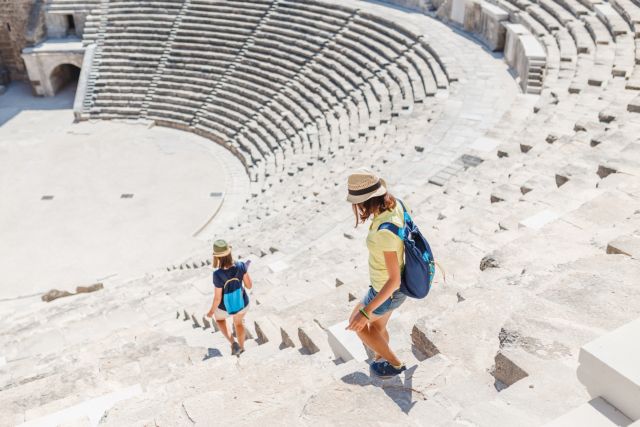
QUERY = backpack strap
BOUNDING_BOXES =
[378,222,406,240]
[223,277,241,290]
[396,199,414,228]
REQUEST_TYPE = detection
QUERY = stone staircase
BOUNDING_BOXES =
[1,0,640,425]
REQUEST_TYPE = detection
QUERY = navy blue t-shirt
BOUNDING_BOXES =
[213,261,249,312]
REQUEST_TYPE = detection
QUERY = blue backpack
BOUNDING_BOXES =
[378,200,436,299]
[222,264,246,314]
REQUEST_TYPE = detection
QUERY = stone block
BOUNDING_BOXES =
[41,289,73,302]
[327,320,368,362]
[628,95,640,113]
[479,3,509,51]
[518,210,560,230]
[543,397,631,427]
[577,318,640,420]
[75,283,103,293]
[450,0,468,24]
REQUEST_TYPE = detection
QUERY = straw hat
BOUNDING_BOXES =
[212,239,231,257]
[346,169,387,204]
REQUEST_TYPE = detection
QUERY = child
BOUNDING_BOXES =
[207,240,253,356]
[345,169,407,378]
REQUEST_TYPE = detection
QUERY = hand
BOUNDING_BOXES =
[346,312,369,332]
[206,309,215,319]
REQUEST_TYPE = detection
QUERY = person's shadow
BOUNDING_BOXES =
[341,364,421,414]
[202,348,222,361]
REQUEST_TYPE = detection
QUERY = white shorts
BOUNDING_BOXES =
[213,306,248,321]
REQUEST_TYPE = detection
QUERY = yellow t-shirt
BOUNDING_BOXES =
[367,202,406,292]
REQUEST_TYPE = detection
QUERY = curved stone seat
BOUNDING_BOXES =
[81,0,449,183]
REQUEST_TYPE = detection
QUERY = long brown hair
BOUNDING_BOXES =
[213,253,234,269]
[353,193,397,227]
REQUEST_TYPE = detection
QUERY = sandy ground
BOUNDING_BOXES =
[0,82,245,299]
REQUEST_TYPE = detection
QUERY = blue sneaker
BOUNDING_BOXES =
[371,361,407,378]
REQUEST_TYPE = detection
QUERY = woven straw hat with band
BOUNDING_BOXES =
[213,239,231,257]
[346,169,387,204]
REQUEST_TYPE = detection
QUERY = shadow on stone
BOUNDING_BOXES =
[202,348,222,361]
[340,365,420,414]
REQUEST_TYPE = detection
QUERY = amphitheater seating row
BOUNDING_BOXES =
[45,0,101,13]
[80,0,449,188]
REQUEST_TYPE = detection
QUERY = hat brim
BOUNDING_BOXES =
[346,181,388,204]
[213,247,232,257]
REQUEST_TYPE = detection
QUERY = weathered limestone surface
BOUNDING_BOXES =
[1,0,640,425]
[21,38,84,96]
[0,0,44,81]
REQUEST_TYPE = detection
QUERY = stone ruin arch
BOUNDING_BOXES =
[48,62,81,94]
[21,46,84,96]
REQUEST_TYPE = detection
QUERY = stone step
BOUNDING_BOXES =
[544,397,633,427]
[577,318,640,421]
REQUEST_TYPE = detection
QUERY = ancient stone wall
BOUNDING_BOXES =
[0,0,45,81]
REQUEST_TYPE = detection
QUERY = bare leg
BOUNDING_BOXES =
[232,311,247,350]
[216,319,235,344]
[370,311,392,360]
[349,304,401,366]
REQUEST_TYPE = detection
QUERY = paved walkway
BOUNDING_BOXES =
[0,92,249,298]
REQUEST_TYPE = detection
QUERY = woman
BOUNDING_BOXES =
[346,169,407,378]
[207,239,253,356]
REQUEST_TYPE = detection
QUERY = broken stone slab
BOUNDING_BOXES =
[75,283,104,294]
[606,235,640,258]
[492,352,529,390]
[411,318,441,359]
[41,289,73,302]
[480,255,500,271]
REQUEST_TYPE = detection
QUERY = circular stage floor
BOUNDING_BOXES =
[0,84,248,299]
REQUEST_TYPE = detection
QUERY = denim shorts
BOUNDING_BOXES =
[362,287,407,317]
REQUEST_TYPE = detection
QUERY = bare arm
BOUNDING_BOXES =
[243,272,253,290]
[207,287,223,318]
[347,251,400,331]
